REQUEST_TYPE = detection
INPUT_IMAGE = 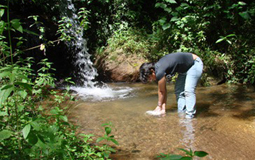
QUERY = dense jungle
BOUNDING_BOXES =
[1,0,255,159]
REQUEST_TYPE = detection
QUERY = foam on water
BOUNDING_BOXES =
[70,86,133,101]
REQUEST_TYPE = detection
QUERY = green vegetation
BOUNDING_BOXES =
[158,148,208,160]
[89,0,255,85]
[149,0,255,84]
[0,1,118,159]
[2,0,255,84]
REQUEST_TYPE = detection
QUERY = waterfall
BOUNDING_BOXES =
[61,0,133,101]
[62,0,98,87]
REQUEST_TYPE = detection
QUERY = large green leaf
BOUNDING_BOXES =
[165,0,177,4]
[30,120,41,131]
[239,11,250,20]
[0,5,7,8]
[1,84,14,90]
[22,124,31,139]
[238,1,246,6]
[50,107,60,115]
[194,151,208,157]
[96,137,105,143]
[159,17,167,26]
[0,130,13,141]
[59,115,68,122]
[35,137,47,149]
[0,9,4,17]
[0,85,14,107]
[165,155,183,160]
[18,90,28,100]
[0,20,4,34]
[163,23,171,30]
[216,38,225,44]
[164,7,172,13]
[11,19,23,33]
[179,148,192,156]
[0,71,11,79]
[110,139,119,145]
[171,17,179,22]
[155,3,167,9]
[180,157,192,160]
[27,132,38,145]
[105,127,111,135]
[14,82,32,94]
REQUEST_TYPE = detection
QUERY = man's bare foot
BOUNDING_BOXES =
[146,108,166,116]
[153,106,161,112]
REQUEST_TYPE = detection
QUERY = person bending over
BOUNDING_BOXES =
[139,52,203,118]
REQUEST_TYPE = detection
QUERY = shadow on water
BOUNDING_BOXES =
[196,102,220,118]
[230,85,255,120]
[197,84,255,119]
[68,83,255,160]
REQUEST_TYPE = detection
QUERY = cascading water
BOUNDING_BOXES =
[62,0,133,101]
[61,0,97,87]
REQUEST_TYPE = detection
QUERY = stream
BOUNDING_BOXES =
[68,83,255,160]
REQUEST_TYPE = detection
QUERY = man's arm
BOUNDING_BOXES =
[157,76,167,111]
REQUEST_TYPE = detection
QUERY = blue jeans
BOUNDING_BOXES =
[174,57,203,117]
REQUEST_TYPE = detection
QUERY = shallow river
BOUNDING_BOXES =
[68,83,255,160]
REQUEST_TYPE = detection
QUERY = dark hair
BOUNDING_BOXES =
[139,62,155,83]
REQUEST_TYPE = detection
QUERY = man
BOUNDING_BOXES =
[139,52,203,118]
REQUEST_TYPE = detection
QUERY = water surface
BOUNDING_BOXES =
[68,83,255,160]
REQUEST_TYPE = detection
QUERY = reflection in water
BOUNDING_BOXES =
[178,114,196,151]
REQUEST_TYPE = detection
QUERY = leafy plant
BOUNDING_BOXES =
[97,122,119,145]
[216,34,236,45]
[57,16,75,42]
[0,1,118,159]
[153,0,209,53]
[78,7,90,30]
[106,27,152,59]
[0,58,119,159]
[157,148,208,160]
[94,122,119,159]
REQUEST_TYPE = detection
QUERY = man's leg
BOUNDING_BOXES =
[175,73,187,112]
[184,58,203,118]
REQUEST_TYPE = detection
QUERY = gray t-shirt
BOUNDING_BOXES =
[155,52,194,81]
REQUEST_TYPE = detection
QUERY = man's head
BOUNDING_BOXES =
[139,62,156,83]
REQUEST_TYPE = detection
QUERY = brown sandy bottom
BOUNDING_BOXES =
[68,83,255,160]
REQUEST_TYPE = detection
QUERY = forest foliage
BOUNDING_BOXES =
[1,0,255,84]
[1,0,255,159]
[85,0,255,84]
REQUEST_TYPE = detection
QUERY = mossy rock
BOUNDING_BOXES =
[95,48,147,82]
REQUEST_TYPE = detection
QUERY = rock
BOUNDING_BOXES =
[95,48,146,82]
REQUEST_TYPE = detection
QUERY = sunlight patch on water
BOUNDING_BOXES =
[70,85,134,101]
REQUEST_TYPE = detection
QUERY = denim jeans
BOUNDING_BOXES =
[174,57,203,118]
